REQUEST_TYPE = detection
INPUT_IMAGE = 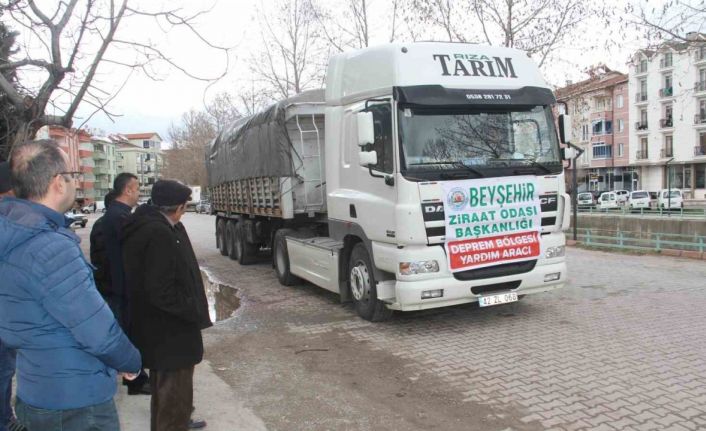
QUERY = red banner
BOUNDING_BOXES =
[446,231,541,271]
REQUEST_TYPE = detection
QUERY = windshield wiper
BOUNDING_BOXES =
[488,158,555,174]
[409,161,484,178]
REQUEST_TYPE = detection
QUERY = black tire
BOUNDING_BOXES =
[226,221,239,260]
[348,243,393,322]
[235,223,258,265]
[217,219,228,256]
[81,221,87,228]
[273,229,301,286]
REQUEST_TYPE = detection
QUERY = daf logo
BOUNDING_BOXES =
[425,205,444,213]
[540,196,557,205]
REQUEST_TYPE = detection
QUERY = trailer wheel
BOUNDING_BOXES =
[235,223,258,265]
[273,229,301,286]
[217,219,228,256]
[348,243,393,322]
[226,221,239,260]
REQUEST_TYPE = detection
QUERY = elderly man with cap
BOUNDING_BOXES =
[122,180,212,431]
[0,161,24,431]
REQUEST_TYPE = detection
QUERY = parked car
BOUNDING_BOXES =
[614,189,629,204]
[195,200,212,214]
[598,192,620,210]
[628,190,652,210]
[658,189,683,210]
[577,192,596,208]
[81,201,106,213]
[65,211,88,228]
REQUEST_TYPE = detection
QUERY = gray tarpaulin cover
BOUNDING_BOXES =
[206,90,325,187]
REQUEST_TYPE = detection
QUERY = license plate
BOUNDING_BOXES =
[478,292,518,307]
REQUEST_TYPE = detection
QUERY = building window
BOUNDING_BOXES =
[696,165,705,189]
[592,120,612,136]
[663,52,673,67]
[582,124,589,141]
[616,94,624,109]
[618,143,624,157]
[664,135,673,157]
[618,119,624,132]
[592,143,612,159]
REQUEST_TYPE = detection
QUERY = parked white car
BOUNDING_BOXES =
[598,192,620,210]
[614,189,629,204]
[658,189,683,209]
[628,190,651,210]
[577,192,596,208]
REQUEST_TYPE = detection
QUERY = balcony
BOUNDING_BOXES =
[660,118,674,128]
[659,87,674,98]
[696,81,706,93]
[80,157,95,167]
[634,64,648,75]
[93,150,106,160]
[660,148,673,158]
[635,92,648,103]
[659,58,673,69]
[695,146,706,157]
[93,166,109,175]
[95,181,111,190]
[636,150,649,160]
[635,121,649,131]
[696,114,706,125]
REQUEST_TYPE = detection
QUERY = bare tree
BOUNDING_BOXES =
[625,0,706,47]
[251,0,324,100]
[0,0,230,160]
[407,0,605,68]
[205,91,243,132]
[313,0,370,51]
[164,109,216,188]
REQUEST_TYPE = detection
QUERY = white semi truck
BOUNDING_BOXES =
[207,42,574,321]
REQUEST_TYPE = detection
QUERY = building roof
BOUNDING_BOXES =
[124,132,162,141]
[554,68,628,101]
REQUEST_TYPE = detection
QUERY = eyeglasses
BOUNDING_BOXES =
[58,172,84,182]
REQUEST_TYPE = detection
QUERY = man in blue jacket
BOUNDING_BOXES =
[0,140,142,431]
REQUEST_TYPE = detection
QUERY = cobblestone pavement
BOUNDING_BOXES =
[168,215,706,430]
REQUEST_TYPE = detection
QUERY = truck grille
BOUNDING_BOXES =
[453,260,537,281]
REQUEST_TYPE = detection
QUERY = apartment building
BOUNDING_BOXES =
[555,66,631,193]
[116,132,164,198]
[628,33,706,200]
[91,135,118,202]
[37,126,95,206]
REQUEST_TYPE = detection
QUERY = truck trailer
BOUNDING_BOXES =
[207,42,574,321]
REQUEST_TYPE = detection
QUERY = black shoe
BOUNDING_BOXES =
[127,382,152,395]
[188,418,207,429]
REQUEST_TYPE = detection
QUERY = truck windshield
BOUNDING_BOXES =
[398,105,562,180]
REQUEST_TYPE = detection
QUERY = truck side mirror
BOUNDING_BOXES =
[357,112,374,146]
[558,114,572,144]
[358,150,378,167]
[562,147,577,160]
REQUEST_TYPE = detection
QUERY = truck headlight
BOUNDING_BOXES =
[545,246,565,258]
[399,260,440,275]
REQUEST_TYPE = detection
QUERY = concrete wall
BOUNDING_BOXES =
[575,213,706,236]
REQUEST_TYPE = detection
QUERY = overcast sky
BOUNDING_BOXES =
[47,0,650,143]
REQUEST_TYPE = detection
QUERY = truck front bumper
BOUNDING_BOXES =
[386,260,566,311]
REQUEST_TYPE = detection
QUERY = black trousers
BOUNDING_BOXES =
[150,367,194,431]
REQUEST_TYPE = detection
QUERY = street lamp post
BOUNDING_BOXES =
[665,157,674,216]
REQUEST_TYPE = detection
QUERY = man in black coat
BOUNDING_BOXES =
[89,190,117,298]
[122,180,212,431]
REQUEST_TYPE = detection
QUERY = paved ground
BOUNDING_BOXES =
[74,212,706,430]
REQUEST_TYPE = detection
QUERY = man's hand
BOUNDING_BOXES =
[122,372,139,381]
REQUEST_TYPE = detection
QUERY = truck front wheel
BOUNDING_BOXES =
[348,243,393,322]
[273,229,301,286]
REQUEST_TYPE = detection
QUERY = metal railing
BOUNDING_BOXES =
[635,121,648,131]
[696,81,706,92]
[660,148,673,158]
[634,64,648,74]
[659,58,673,68]
[659,87,674,97]
[695,145,706,156]
[636,149,649,160]
[569,228,706,253]
[696,114,706,125]
[635,92,648,103]
[659,118,673,128]
[577,206,706,218]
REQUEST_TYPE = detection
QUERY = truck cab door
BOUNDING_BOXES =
[330,99,397,243]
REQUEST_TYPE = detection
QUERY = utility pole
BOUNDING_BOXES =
[666,157,674,216]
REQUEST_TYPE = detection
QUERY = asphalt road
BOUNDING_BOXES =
[74,212,706,431]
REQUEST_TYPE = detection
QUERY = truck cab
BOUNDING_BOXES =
[315,43,569,319]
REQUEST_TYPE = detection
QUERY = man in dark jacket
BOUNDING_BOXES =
[0,140,141,430]
[90,190,117,298]
[123,180,212,431]
[102,172,151,395]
